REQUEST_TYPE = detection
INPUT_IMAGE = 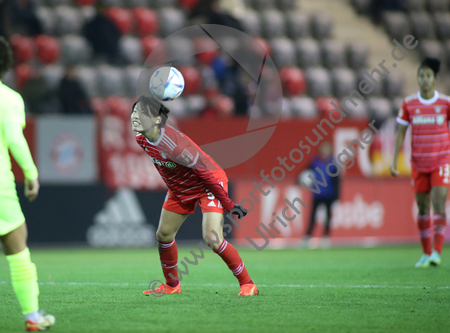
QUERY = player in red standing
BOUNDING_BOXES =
[131,95,258,296]
[391,58,449,267]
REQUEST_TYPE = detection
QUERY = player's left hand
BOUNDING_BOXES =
[232,204,248,218]
[24,178,39,202]
[389,162,399,177]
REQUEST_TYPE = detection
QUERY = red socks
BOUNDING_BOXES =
[433,214,447,254]
[214,240,253,286]
[417,215,432,255]
[158,239,253,287]
[417,214,447,255]
[158,240,179,287]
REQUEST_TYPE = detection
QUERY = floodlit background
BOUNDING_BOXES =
[1,1,450,333]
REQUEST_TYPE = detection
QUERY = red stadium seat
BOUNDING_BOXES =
[141,36,165,63]
[10,35,35,64]
[15,64,34,89]
[178,0,200,10]
[178,66,202,95]
[194,37,219,65]
[204,87,219,99]
[105,7,133,35]
[280,67,306,96]
[254,37,270,56]
[315,97,340,117]
[133,7,158,36]
[75,0,97,5]
[105,96,133,118]
[216,95,234,117]
[35,35,61,64]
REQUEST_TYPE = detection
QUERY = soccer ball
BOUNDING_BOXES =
[149,67,185,101]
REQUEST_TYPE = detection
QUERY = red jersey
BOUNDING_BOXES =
[135,124,235,211]
[397,91,450,172]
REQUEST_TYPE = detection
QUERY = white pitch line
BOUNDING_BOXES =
[0,281,449,289]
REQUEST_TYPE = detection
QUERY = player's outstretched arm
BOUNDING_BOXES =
[190,163,247,217]
[192,166,240,211]
[390,124,408,177]
[170,129,247,217]
[4,121,39,201]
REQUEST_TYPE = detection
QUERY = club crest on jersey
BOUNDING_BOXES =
[437,115,445,126]
[160,152,167,159]
[435,106,442,113]
[177,149,194,165]
[415,109,420,114]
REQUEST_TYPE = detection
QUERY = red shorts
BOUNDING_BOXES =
[411,164,450,193]
[162,182,228,215]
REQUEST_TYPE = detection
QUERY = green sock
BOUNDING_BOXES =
[6,247,39,315]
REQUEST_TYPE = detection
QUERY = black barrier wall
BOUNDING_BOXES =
[16,185,217,246]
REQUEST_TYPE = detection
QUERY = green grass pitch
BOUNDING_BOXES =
[0,245,449,333]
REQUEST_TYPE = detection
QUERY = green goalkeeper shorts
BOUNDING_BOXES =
[0,195,25,236]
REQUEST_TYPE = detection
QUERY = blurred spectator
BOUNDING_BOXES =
[7,0,43,36]
[21,70,60,114]
[188,0,245,32]
[212,53,248,115]
[0,0,10,38]
[58,66,93,114]
[83,2,121,64]
[243,66,281,117]
[299,141,340,248]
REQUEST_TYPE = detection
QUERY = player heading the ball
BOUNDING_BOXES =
[131,94,258,296]
[391,57,449,268]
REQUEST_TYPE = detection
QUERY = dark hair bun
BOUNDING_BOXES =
[420,57,441,76]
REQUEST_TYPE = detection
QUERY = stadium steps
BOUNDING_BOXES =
[298,0,444,96]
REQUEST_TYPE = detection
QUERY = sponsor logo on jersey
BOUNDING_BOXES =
[398,108,404,117]
[412,115,446,125]
[150,156,177,169]
[166,162,177,169]
[207,201,216,207]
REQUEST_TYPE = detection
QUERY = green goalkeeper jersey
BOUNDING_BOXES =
[0,81,38,197]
